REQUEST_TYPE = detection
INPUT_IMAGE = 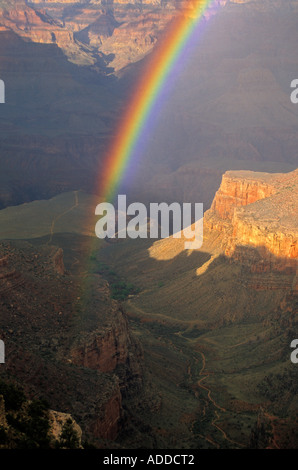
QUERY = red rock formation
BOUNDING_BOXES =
[0,0,178,69]
[210,171,277,220]
[71,306,143,395]
[72,309,131,372]
[205,169,298,275]
[0,0,227,71]
[90,389,122,440]
[150,167,297,284]
[0,0,73,47]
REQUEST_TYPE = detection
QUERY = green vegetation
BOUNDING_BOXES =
[0,385,51,449]
[92,260,141,301]
[258,368,298,402]
[0,379,81,449]
[55,418,80,449]
[110,280,140,301]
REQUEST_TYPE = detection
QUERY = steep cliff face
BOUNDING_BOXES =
[90,389,122,440]
[0,0,74,47]
[0,0,108,67]
[71,306,143,394]
[72,310,131,373]
[86,9,174,71]
[205,169,298,277]
[209,171,277,221]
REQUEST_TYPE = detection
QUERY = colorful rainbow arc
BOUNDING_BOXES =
[99,0,219,203]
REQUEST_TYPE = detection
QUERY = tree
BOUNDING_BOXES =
[57,418,80,449]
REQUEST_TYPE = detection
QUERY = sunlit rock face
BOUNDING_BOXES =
[209,171,277,221]
[0,1,72,46]
[0,0,179,69]
[205,169,298,274]
[150,169,297,284]
[0,0,231,70]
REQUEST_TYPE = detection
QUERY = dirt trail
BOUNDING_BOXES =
[128,304,247,448]
[195,350,245,448]
[197,351,226,413]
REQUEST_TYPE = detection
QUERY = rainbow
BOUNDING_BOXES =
[99,0,220,203]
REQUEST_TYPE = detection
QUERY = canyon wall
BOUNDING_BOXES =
[71,306,144,395]
[0,0,178,69]
[150,168,297,293]
[0,0,230,71]
[205,169,298,281]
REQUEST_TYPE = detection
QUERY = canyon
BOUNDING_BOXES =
[0,0,179,70]
[0,0,297,449]
[0,167,296,447]
[100,167,298,447]
[1,0,298,210]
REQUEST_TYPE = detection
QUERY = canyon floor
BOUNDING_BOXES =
[0,169,297,448]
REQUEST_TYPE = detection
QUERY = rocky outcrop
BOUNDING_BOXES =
[0,0,73,46]
[0,0,103,66]
[209,171,277,221]
[71,307,143,395]
[0,0,228,71]
[72,309,133,371]
[49,409,83,447]
[205,169,298,275]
